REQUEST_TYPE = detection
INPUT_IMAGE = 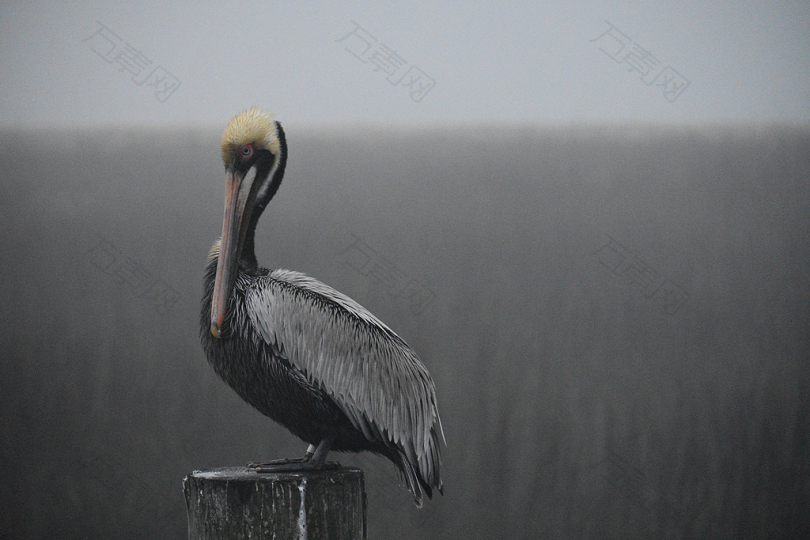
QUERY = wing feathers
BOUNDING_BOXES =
[246,269,442,490]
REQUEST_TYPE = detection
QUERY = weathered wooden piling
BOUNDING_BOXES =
[183,466,366,539]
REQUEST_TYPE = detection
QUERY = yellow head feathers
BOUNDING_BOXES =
[221,107,281,164]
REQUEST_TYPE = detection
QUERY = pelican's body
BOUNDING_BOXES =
[200,108,443,505]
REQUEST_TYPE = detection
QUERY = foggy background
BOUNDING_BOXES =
[2,0,809,127]
[1,2,809,539]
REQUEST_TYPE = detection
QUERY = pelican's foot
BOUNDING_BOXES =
[249,439,338,472]
[248,459,340,472]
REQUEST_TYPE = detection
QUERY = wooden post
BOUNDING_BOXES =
[183,466,366,540]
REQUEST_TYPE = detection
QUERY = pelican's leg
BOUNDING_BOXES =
[250,438,338,472]
[307,437,333,467]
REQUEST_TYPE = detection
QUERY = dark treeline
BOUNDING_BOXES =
[1,124,808,538]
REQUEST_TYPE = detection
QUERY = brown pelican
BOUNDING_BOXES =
[200,108,444,506]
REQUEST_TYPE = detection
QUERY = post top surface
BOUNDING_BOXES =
[187,465,363,482]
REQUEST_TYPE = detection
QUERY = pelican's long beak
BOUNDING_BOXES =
[211,165,258,338]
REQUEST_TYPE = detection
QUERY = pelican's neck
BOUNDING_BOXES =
[238,121,287,275]
[240,231,259,273]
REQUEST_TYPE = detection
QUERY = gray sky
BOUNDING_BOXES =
[1,0,808,128]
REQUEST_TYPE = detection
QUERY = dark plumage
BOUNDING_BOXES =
[199,108,444,506]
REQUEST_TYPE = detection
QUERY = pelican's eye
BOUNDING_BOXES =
[240,144,254,161]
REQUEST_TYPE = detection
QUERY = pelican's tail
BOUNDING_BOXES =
[393,427,444,507]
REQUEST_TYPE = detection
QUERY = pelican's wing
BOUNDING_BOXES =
[246,269,443,485]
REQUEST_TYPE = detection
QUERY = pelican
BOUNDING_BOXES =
[200,108,444,506]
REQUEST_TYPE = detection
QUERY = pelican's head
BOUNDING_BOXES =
[220,107,282,166]
[211,107,287,338]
